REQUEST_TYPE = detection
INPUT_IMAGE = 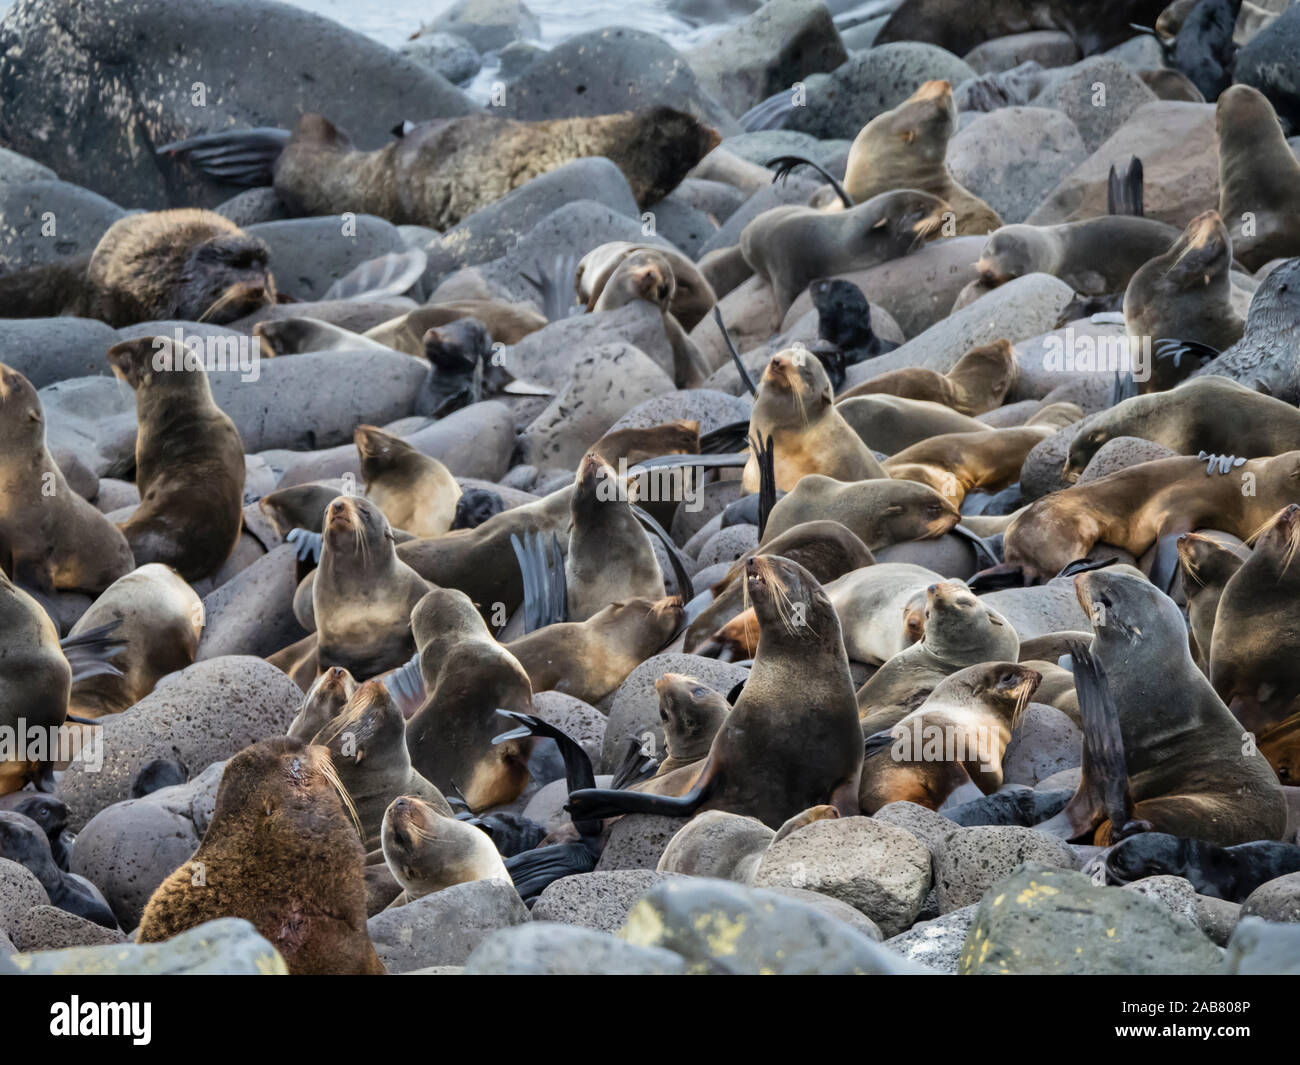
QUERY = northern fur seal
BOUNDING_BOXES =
[137,737,385,974]
[1209,504,1300,734]
[0,209,275,326]
[107,337,246,583]
[404,588,535,811]
[838,339,1016,415]
[506,596,684,705]
[883,425,1054,507]
[835,395,987,453]
[1006,452,1300,582]
[1123,210,1245,354]
[652,674,731,776]
[577,242,716,333]
[66,564,202,718]
[287,666,358,742]
[743,349,885,493]
[1063,376,1300,480]
[842,81,1003,235]
[355,425,461,539]
[1039,570,1286,846]
[1217,85,1300,271]
[381,795,510,904]
[1101,831,1300,902]
[759,474,959,547]
[860,662,1040,812]
[1176,532,1246,670]
[739,189,949,314]
[0,363,134,596]
[568,555,864,829]
[272,109,720,230]
[365,300,547,353]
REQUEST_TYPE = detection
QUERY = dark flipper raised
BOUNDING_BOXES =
[156,127,292,187]
[632,505,695,604]
[608,736,660,790]
[505,841,598,903]
[510,529,567,633]
[59,620,126,683]
[699,419,751,455]
[382,652,428,719]
[766,154,853,209]
[520,252,581,323]
[566,783,709,822]
[1106,156,1144,217]
[749,432,776,540]
[713,307,758,397]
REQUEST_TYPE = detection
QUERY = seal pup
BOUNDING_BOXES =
[1209,504,1300,733]
[1176,532,1246,670]
[739,189,949,314]
[1217,85,1300,271]
[652,674,731,777]
[271,109,720,230]
[364,300,547,353]
[842,81,1003,235]
[0,364,134,597]
[287,665,358,742]
[568,556,864,828]
[380,795,511,904]
[577,242,716,333]
[107,337,245,583]
[1122,210,1245,354]
[1062,376,1300,480]
[828,562,944,666]
[506,596,684,706]
[313,680,452,850]
[0,811,117,928]
[1037,572,1286,846]
[1101,831,1300,902]
[839,338,1017,415]
[860,662,1040,812]
[0,209,275,325]
[743,349,885,493]
[760,474,959,547]
[354,425,461,539]
[137,737,385,974]
[1006,451,1300,581]
[404,588,535,812]
[857,580,1020,732]
[66,563,203,718]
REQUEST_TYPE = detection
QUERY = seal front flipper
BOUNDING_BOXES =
[286,527,323,563]
[58,620,126,683]
[510,529,567,633]
[713,307,759,397]
[1106,155,1144,217]
[493,710,597,794]
[520,252,581,322]
[765,154,853,209]
[567,749,717,823]
[157,127,292,186]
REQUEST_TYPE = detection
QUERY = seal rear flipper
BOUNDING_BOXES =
[713,306,759,396]
[765,154,853,209]
[493,710,597,794]
[505,841,598,904]
[1147,532,1185,596]
[628,452,748,474]
[739,91,796,132]
[520,252,580,323]
[382,652,428,720]
[1056,556,1121,578]
[0,256,91,319]
[608,736,660,790]
[952,524,1002,569]
[1109,367,1139,406]
[322,249,428,302]
[156,127,292,186]
[1106,156,1144,217]
[59,620,127,683]
[965,562,1028,593]
[509,530,567,633]
[632,505,695,604]
[699,419,751,454]
[748,432,776,540]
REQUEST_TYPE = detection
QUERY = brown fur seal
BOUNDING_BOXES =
[107,337,245,583]
[0,209,275,326]
[883,425,1054,506]
[287,665,358,742]
[0,363,134,596]
[1258,714,1300,786]
[1123,210,1245,354]
[506,596,683,705]
[576,242,716,332]
[364,301,547,354]
[66,564,203,718]
[405,588,535,811]
[1176,532,1247,671]
[381,795,510,904]
[834,394,986,453]
[1041,570,1286,846]
[311,495,432,680]
[860,662,1039,812]
[838,338,1016,415]
[567,555,864,829]
[842,81,1002,235]
[1063,376,1300,481]
[355,424,461,539]
[567,452,665,622]
[259,483,341,541]
[137,737,384,974]
[971,217,1179,294]
[652,674,731,776]
[857,580,1019,731]
[272,110,720,230]
[593,420,700,469]
[313,680,452,850]
[0,570,71,794]
[1007,452,1300,582]
[1217,85,1300,272]
[743,348,885,493]
[1209,504,1300,734]
[759,474,959,547]
[739,189,949,314]
[591,249,711,386]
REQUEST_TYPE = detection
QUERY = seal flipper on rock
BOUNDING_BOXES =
[505,841,598,903]
[157,127,292,186]
[1106,156,1144,217]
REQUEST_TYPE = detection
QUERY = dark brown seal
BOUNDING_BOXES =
[1217,85,1300,272]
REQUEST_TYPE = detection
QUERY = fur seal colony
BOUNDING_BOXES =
[2,0,1300,979]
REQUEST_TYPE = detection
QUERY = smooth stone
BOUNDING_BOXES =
[366,878,529,973]
[463,921,687,974]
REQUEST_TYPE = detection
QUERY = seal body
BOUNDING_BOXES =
[381,795,510,903]
[1217,85,1300,271]
[355,425,461,539]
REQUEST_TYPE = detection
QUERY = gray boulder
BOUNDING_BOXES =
[0,179,124,271]
[366,879,528,973]
[246,215,406,302]
[464,921,687,974]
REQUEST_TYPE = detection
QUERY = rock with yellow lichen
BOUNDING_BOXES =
[6,917,287,975]
[618,877,936,975]
[957,864,1225,975]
